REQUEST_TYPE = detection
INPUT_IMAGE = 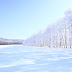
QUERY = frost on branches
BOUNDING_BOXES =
[24,9,72,48]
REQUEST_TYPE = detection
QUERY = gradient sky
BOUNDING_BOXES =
[0,0,72,39]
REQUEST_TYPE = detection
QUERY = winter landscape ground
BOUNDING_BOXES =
[0,45,72,72]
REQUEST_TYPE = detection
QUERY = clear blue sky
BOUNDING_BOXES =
[0,0,72,39]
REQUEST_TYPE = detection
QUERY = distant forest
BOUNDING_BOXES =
[0,38,23,45]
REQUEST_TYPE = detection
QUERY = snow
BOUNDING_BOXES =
[0,46,72,72]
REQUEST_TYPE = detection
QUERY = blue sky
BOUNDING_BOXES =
[0,0,72,39]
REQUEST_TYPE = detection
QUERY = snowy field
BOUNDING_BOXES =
[0,45,72,72]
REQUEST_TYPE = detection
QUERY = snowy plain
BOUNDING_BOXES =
[0,45,72,72]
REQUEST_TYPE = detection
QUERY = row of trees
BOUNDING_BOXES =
[24,9,72,48]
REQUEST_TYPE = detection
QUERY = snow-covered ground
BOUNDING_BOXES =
[0,45,12,48]
[0,45,72,72]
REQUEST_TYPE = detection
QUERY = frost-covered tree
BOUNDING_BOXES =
[23,9,72,48]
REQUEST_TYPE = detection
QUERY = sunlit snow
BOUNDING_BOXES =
[0,45,72,72]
